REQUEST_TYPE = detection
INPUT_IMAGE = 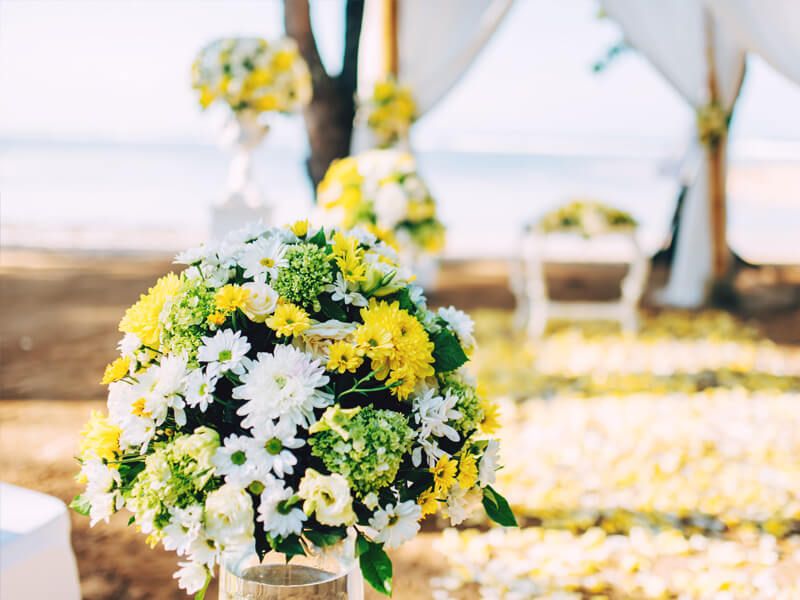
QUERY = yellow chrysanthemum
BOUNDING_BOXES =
[207,312,226,326]
[101,356,130,385]
[289,219,309,237]
[418,488,440,517]
[79,411,121,463]
[330,233,367,284]
[431,455,458,496]
[480,397,501,435]
[119,273,181,349]
[266,302,311,337]
[214,284,251,313]
[326,341,363,374]
[458,451,479,489]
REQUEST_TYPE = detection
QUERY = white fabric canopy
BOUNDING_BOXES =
[707,0,800,85]
[602,0,746,307]
[354,0,513,151]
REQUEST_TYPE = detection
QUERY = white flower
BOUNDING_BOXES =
[204,484,255,549]
[347,226,377,246]
[174,245,207,266]
[324,272,368,307]
[117,333,142,361]
[413,388,462,443]
[224,220,269,245]
[239,236,288,282]
[107,380,155,451]
[478,439,500,487]
[241,281,278,323]
[298,469,356,526]
[153,353,189,426]
[368,501,421,549]
[233,345,332,430]
[162,504,203,556]
[80,458,122,526]
[411,436,446,468]
[173,561,208,595]
[186,531,219,567]
[444,484,482,526]
[250,420,304,477]
[362,492,379,511]
[374,182,409,229]
[213,434,259,488]
[257,485,307,538]
[184,368,218,412]
[197,329,251,377]
[437,306,476,351]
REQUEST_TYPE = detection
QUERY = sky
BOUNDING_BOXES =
[1,0,800,153]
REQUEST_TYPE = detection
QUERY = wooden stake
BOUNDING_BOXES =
[381,0,399,77]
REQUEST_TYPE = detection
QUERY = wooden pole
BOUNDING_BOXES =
[704,11,729,282]
[381,0,399,77]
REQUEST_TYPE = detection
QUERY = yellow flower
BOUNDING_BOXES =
[480,397,501,435]
[326,341,364,373]
[119,273,182,349]
[198,85,215,109]
[418,488,439,517]
[214,284,251,313]
[458,451,479,489]
[79,411,121,463]
[266,302,311,337]
[101,356,130,385]
[289,219,309,237]
[337,251,367,284]
[271,48,297,71]
[254,94,278,112]
[131,397,151,418]
[431,455,458,496]
[207,312,226,326]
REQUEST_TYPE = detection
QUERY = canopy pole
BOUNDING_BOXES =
[381,0,399,77]
[704,10,729,282]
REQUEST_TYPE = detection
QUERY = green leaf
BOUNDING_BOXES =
[69,494,91,516]
[431,329,469,372]
[304,527,346,548]
[358,538,393,596]
[127,516,135,526]
[318,293,349,321]
[270,534,306,562]
[307,227,327,247]
[482,485,518,527]
[394,287,415,312]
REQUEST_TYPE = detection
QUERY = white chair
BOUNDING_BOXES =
[0,483,81,600]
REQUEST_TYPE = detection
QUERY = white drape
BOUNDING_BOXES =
[707,0,800,85]
[601,0,746,307]
[354,0,513,151]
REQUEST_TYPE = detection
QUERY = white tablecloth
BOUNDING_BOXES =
[0,483,81,600]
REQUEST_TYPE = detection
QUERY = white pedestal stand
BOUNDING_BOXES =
[512,227,649,339]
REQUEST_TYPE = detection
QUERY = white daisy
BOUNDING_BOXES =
[257,485,307,539]
[162,504,203,556]
[437,306,476,351]
[173,244,206,266]
[186,531,219,567]
[152,353,189,426]
[117,332,142,361]
[444,484,482,526]
[224,220,269,245]
[324,272,368,307]
[80,458,123,526]
[184,368,218,412]
[413,388,462,443]
[197,329,251,377]
[173,561,208,595]
[250,420,304,477]
[239,236,288,282]
[368,501,421,549]
[478,439,500,487]
[212,434,259,487]
[107,380,155,451]
[233,344,332,430]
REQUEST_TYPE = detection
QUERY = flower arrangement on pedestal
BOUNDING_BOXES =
[192,37,312,221]
[318,150,445,275]
[538,199,637,238]
[360,77,417,149]
[72,221,514,597]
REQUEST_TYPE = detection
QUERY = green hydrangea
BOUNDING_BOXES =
[160,277,216,359]
[273,243,333,311]
[309,406,414,497]
[442,375,483,436]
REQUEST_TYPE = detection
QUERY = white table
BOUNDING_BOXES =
[0,483,81,600]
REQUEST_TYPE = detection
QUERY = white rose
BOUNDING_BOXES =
[298,469,356,526]
[242,282,278,323]
[204,484,254,547]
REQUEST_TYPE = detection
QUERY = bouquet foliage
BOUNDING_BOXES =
[538,200,637,238]
[192,37,311,114]
[73,222,513,597]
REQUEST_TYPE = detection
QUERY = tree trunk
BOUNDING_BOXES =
[284,0,364,192]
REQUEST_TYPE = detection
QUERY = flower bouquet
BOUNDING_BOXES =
[537,200,637,238]
[360,77,417,149]
[318,150,445,289]
[73,221,514,597]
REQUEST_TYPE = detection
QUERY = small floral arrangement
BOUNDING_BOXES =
[72,221,513,597]
[360,77,417,148]
[318,149,445,257]
[538,200,637,238]
[696,101,728,149]
[192,37,311,114]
